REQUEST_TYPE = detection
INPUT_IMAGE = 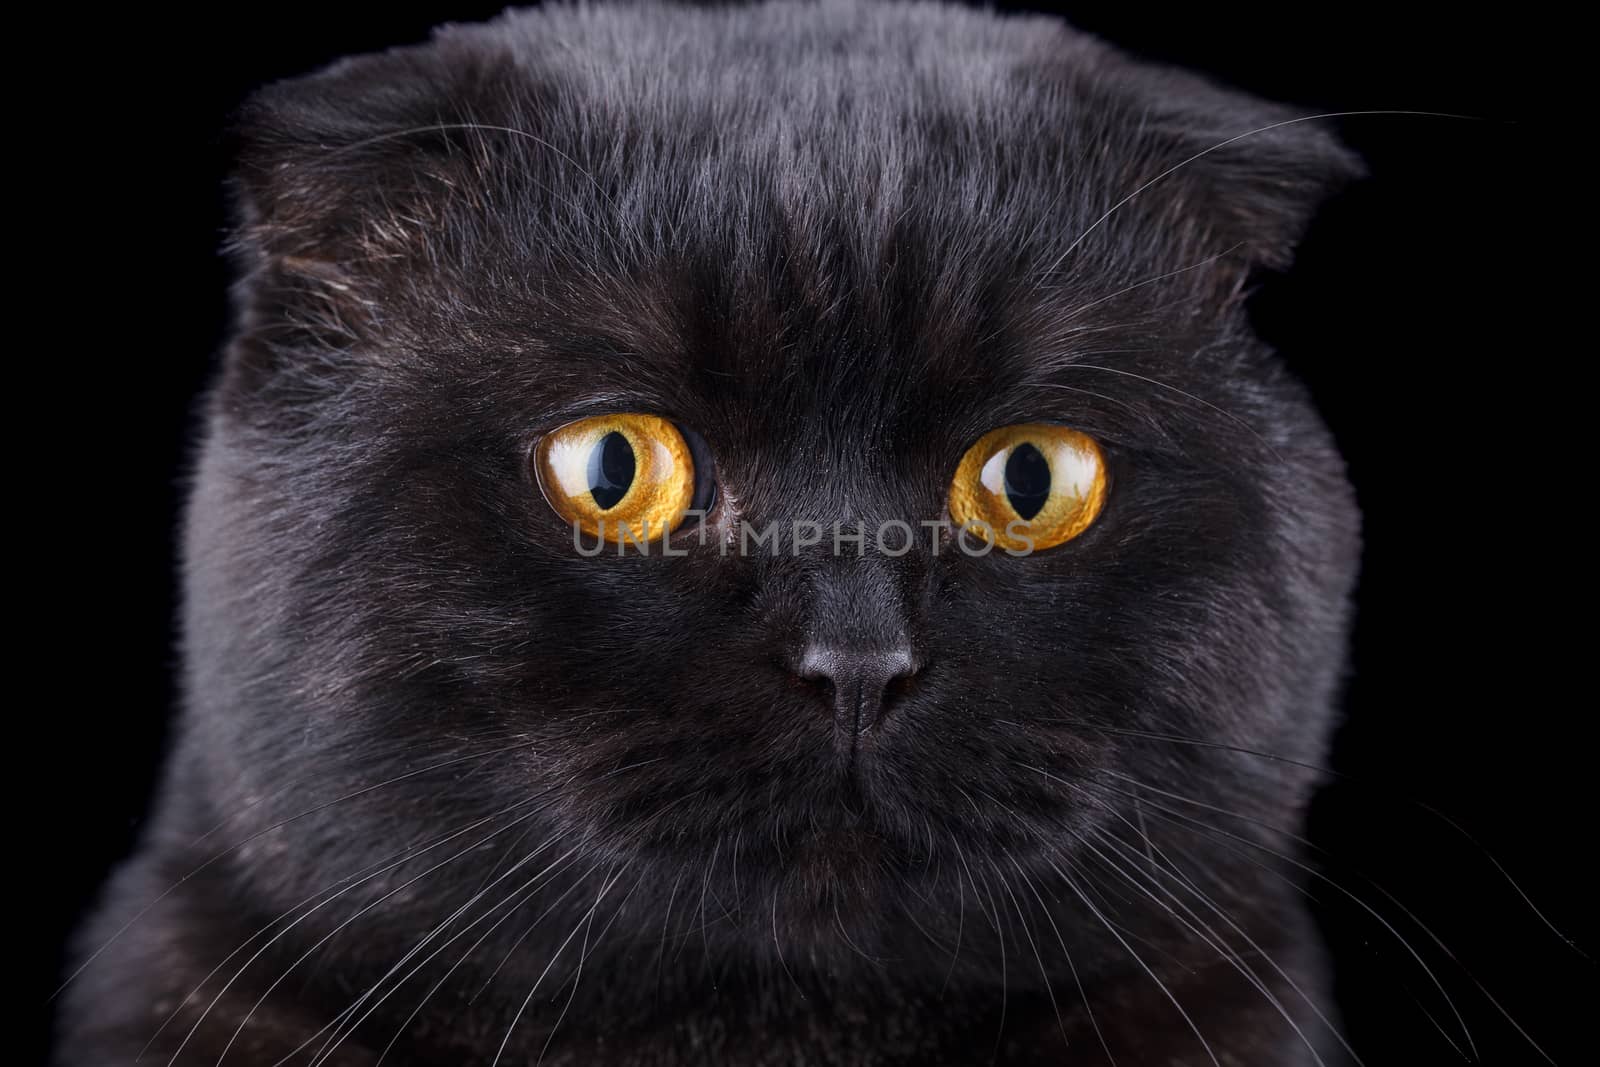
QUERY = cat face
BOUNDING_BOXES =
[187,3,1360,974]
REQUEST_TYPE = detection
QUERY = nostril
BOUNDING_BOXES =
[783,660,831,697]
[884,661,921,701]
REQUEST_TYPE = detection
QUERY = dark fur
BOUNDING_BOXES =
[59,1,1362,1063]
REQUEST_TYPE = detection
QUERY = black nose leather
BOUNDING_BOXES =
[796,643,918,742]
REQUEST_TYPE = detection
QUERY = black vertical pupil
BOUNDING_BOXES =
[587,431,635,510]
[1003,442,1051,520]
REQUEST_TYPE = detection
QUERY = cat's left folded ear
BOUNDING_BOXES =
[1041,39,1367,300]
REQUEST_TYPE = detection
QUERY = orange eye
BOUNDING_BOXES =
[534,414,699,543]
[947,423,1107,552]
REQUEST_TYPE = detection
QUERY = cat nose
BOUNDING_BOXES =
[794,642,920,740]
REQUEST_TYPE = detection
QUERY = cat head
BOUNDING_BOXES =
[183,1,1361,974]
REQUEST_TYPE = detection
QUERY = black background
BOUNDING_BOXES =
[35,3,1584,1065]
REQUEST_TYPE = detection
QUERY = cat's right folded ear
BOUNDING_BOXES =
[224,40,532,342]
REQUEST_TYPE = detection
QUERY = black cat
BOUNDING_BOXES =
[58,2,1365,1063]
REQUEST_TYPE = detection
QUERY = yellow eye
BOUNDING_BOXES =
[948,423,1107,553]
[534,414,700,543]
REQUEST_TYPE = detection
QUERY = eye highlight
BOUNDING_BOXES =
[534,414,710,543]
[948,423,1107,552]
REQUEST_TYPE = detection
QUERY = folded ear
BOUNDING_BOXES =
[225,38,529,341]
[1059,47,1366,300]
[1143,72,1365,276]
